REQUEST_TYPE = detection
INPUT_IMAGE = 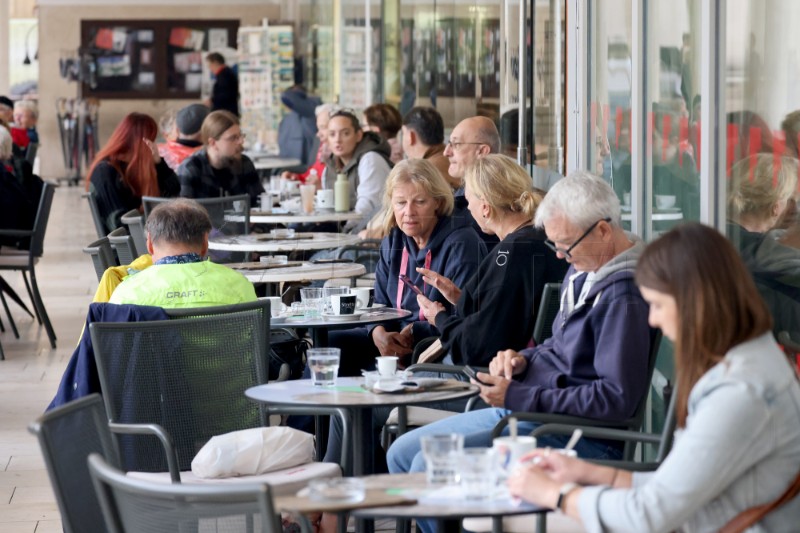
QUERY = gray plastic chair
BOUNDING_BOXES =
[107,227,138,266]
[120,210,147,259]
[83,237,116,281]
[83,191,107,239]
[90,299,351,478]
[89,454,284,533]
[0,181,57,347]
[29,394,122,533]
[532,282,562,345]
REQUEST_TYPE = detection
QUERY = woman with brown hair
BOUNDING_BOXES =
[87,112,179,233]
[508,222,800,532]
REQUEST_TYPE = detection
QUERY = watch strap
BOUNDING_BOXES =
[556,482,579,511]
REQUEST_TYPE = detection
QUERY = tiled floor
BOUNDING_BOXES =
[0,184,97,532]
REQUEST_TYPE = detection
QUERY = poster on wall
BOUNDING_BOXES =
[455,18,476,98]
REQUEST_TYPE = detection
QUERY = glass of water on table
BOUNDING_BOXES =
[308,348,341,386]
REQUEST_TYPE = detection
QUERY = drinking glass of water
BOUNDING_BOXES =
[420,434,464,485]
[308,348,340,387]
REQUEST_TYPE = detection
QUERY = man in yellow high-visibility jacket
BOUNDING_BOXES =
[110,198,255,307]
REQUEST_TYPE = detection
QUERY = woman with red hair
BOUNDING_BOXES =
[87,112,180,233]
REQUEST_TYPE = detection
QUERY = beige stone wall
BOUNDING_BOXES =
[37,4,280,180]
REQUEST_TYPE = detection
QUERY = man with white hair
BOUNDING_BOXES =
[388,171,655,478]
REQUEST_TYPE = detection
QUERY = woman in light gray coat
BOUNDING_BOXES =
[509,222,800,533]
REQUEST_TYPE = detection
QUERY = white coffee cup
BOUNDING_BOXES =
[263,296,284,317]
[492,435,537,471]
[316,189,335,210]
[259,192,272,213]
[376,356,398,376]
[350,287,374,309]
[330,294,357,315]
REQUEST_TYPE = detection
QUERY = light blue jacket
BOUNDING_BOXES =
[578,333,800,532]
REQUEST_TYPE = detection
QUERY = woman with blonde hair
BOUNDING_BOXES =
[327,158,484,375]
[416,153,567,365]
[509,223,800,532]
[728,153,797,233]
[322,158,485,469]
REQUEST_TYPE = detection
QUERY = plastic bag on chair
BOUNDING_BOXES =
[191,427,315,479]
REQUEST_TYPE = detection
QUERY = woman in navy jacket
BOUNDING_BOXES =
[328,158,486,376]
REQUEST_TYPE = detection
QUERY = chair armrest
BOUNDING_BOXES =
[0,229,34,238]
[492,412,637,439]
[407,363,489,378]
[531,423,666,472]
[109,422,182,483]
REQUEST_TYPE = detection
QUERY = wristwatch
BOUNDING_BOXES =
[555,482,579,512]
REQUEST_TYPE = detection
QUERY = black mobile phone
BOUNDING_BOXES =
[463,365,487,385]
[399,274,424,295]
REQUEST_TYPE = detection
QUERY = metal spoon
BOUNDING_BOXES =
[564,429,583,452]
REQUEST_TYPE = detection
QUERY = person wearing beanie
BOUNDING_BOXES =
[0,96,13,124]
[159,103,210,170]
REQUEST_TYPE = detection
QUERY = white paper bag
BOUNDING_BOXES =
[191,427,315,479]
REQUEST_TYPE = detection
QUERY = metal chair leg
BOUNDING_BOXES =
[21,271,41,325]
[0,290,20,339]
[27,268,56,347]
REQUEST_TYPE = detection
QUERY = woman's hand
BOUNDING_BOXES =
[489,349,528,379]
[372,325,413,356]
[517,448,619,487]
[507,463,561,508]
[143,138,161,164]
[417,294,445,326]
[416,267,461,304]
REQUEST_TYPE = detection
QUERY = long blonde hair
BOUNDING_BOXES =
[464,154,541,219]
[381,159,455,234]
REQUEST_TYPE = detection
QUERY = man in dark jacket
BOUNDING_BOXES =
[205,52,239,116]
[388,172,656,480]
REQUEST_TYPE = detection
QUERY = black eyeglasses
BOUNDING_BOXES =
[545,217,611,259]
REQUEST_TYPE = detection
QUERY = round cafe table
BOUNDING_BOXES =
[252,157,301,171]
[225,209,364,225]
[245,377,478,477]
[207,232,361,253]
[273,307,411,347]
[235,261,366,285]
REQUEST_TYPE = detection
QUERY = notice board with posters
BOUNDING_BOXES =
[80,19,239,99]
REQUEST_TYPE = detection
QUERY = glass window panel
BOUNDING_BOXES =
[587,0,633,211]
[646,0,701,235]
[724,0,800,341]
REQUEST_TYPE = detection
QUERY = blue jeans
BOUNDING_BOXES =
[386,407,623,533]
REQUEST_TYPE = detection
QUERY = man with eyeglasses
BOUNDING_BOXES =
[444,116,502,247]
[388,171,656,479]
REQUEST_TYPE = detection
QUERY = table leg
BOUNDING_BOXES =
[352,408,375,533]
[536,513,547,533]
[312,328,329,348]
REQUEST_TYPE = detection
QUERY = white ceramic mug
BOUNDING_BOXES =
[330,294,357,315]
[492,435,537,471]
[259,192,272,213]
[316,189,335,210]
[263,296,284,317]
[376,356,398,376]
[350,287,374,309]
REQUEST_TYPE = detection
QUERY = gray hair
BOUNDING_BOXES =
[0,126,11,160]
[534,170,621,229]
[315,103,341,117]
[14,100,38,120]
[146,198,212,248]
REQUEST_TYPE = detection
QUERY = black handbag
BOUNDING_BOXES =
[268,328,309,381]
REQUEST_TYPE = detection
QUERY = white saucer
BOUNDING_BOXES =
[322,310,365,322]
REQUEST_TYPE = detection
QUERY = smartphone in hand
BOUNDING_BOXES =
[463,365,488,385]
[399,274,424,295]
